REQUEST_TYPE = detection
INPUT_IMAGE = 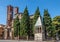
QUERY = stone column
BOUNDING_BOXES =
[12,28,14,39]
[4,29,7,39]
[10,28,14,39]
[10,31,12,39]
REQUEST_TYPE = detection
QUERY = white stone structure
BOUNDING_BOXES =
[34,16,42,41]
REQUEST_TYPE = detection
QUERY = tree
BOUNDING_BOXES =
[43,9,52,39]
[52,16,60,40]
[31,7,40,39]
[33,7,40,25]
[29,18,34,39]
[13,15,20,37]
[20,7,30,38]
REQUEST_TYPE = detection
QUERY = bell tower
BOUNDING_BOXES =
[5,5,13,39]
[7,5,13,26]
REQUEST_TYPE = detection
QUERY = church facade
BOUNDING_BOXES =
[0,5,43,40]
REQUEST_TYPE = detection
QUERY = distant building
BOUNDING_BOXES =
[0,24,5,39]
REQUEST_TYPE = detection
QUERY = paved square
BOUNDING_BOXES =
[0,40,35,42]
[0,40,40,42]
[0,40,59,42]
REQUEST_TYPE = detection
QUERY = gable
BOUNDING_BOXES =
[35,16,42,27]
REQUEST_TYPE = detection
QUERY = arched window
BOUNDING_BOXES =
[40,27,41,33]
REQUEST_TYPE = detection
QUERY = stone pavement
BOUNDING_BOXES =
[0,40,60,42]
[0,40,34,42]
[0,40,42,42]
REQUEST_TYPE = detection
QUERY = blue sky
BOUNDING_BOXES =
[0,0,60,25]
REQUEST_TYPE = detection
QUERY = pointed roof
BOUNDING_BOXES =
[35,16,42,27]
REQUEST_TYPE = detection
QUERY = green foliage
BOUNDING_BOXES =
[13,15,20,37]
[43,9,52,39]
[52,16,60,39]
[32,7,40,35]
[33,7,40,25]
[53,16,60,32]
[53,16,60,25]
[20,7,30,37]
[30,18,34,37]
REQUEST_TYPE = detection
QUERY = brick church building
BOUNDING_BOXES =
[0,5,43,40]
